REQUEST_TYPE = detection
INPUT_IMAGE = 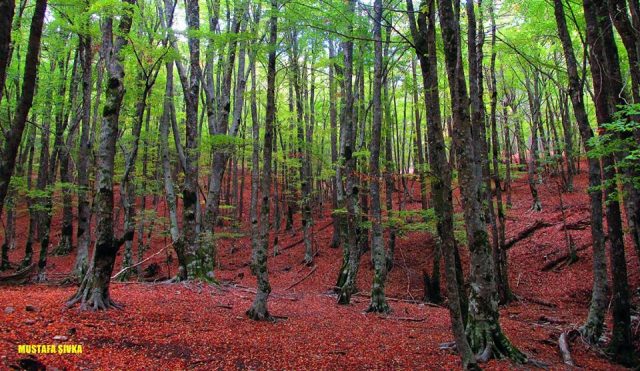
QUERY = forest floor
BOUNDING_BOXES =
[1,165,639,370]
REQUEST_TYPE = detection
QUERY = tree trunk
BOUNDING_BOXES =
[406,0,475,368]
[553,0,607,344]
[67,6,135,310]
[0,0,47,216]
[247,0,275,321]
[583,0,635,364]
[367,0,389,314]
[439,0,525,363]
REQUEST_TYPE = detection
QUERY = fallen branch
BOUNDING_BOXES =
[286,265,317,290]
[381,316,427,322]
[559,332,575,366]
[523,296,557,308]
[353,292,440,306]
[280,222,333,252]
[504,220,552,250]
[111,243,172,280]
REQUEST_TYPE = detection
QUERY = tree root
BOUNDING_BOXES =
[466,319,527,364]
[66,270,123,311]
[559,332,575,366]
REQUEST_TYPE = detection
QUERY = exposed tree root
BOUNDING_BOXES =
[466,319,527,364]
[558,332,575,366]
[67,269,123,311]
[0,264,35,284]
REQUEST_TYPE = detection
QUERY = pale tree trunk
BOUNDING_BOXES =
[67,6,135,310]
[367,0,389,314]
[247,0,275,321]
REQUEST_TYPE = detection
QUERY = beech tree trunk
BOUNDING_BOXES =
[0,0,47,216]
[439,0,525,363]
[583,0,635,365]
[406,0,475,368]
[67,5,135,310]
[553,0,607,344]
[247,0,275,321]
[367,0,389,314]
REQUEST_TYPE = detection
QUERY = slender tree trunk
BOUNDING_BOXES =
[335,0,361,305]
[0,0,15,103]
[329,40,341,249]
[488,2,511,304]
[583,0,635,364]
[367,0,389,314]
[247,0,275,321]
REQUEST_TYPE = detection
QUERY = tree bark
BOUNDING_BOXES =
[67,4,135,310]
[553,0,607,344]
[247,0,275,321]
[0,0,47,216]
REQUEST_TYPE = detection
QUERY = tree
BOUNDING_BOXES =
[366,0,389,314]
[0,0,47,216]
[582,0,635,365]
[439,0,525,363]
[247,0,276,321]
[67,0,135,309]
[552,0,607,344]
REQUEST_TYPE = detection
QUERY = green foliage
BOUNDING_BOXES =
[588,104,640,192]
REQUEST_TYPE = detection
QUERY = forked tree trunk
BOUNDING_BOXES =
[67,6,135,310]
[406,0,475,367]
[439,0,525,363]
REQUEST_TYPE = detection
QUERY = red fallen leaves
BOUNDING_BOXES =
[0,165,638,369]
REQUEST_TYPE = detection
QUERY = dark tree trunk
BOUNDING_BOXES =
[328,40,341,249]
[335,0,361,305]
[439,0,525,363]
[488,2,511,305]
[0,0,47,216]
[366,0,389,314]
[583,0,635,365]
[553,0,607,344]
[406,0,475,368]
[0,0,15,103]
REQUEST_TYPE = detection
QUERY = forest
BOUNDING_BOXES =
[0,0,639,368]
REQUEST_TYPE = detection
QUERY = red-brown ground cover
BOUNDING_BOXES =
[1,166,638,370]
